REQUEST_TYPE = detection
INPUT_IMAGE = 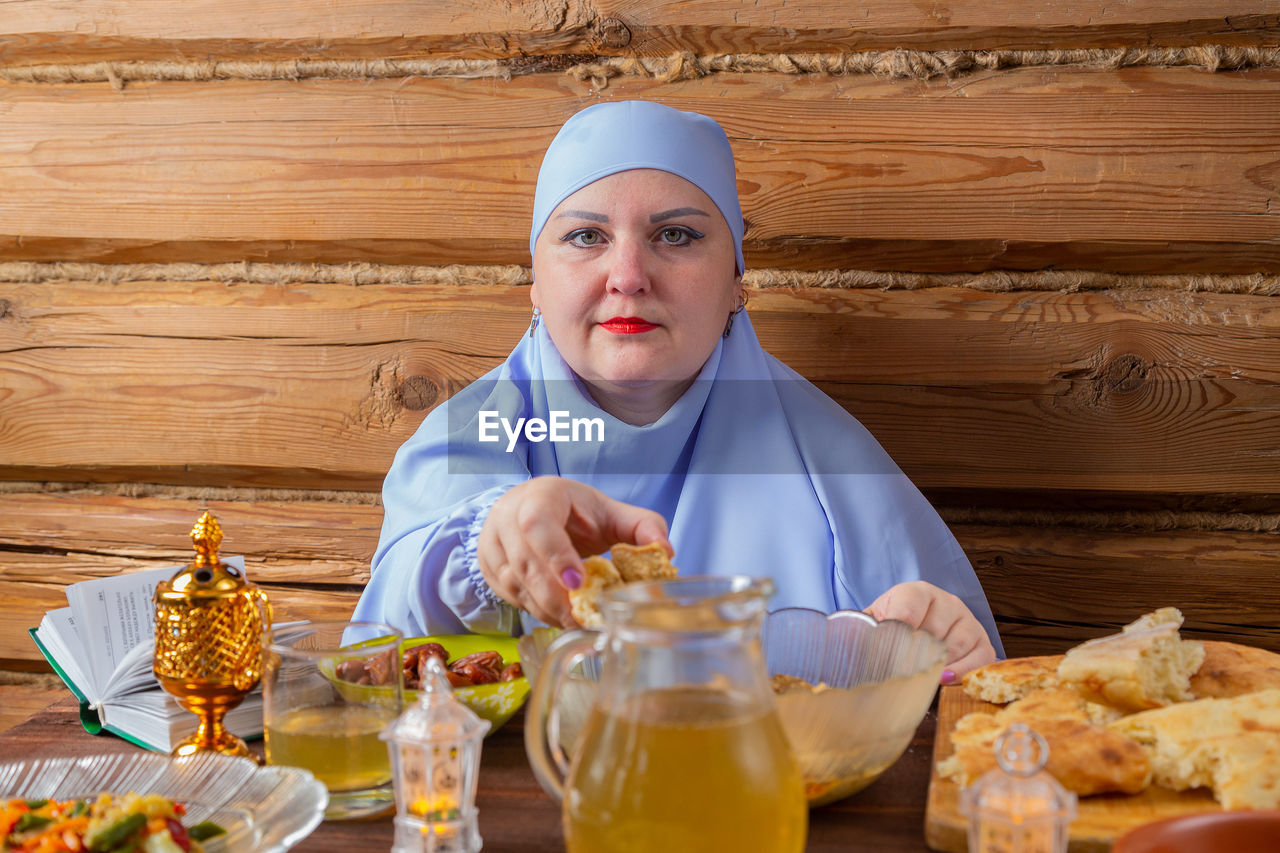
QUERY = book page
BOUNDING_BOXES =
[102,640,163,701]
[33,608,96,700]
[65,556,247,692]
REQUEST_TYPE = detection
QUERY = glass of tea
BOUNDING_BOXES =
[525,576,807,853]
[263,621,402,820]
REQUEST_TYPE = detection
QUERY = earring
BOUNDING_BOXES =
[528,306,541,339]
[722,294,747,338]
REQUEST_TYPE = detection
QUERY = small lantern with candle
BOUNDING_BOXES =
[960,722,1077,853]
[381,655,490,853]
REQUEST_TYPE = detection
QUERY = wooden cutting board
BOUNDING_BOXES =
[925,685,1222,852]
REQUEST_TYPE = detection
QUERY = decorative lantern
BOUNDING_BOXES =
[381,656,490,853]
[960,723,1077,853]
[153,511,271,761]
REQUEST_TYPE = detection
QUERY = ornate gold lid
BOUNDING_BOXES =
[155,511,254,601]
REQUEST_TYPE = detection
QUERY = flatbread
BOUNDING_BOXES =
[962,655,1063,704]
[964,638,1280,706]
[947,610,1280,807]
[1056,607,1205,712]
[938,688,1151,796]
[1190,640,1280,699]
[1107,688,1280,809]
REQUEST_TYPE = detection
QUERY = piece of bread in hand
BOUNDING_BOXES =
[567,544,677,629]
[1106,688,1280,809]
[1190,640,1280,699]
[1056,607,1205,713]
[938,687,1151,795]
[568,556,622,629]
[609,542,679,583]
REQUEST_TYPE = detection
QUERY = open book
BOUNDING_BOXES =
[28,558,271,753]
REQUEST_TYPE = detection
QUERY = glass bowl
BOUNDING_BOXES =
[404,634,530,732]
[764,607,945,806]
[0,751,325,852]
[331,634,530,734]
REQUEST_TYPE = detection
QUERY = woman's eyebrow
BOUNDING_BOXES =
[651,207,710,222]
[555,209,609,223]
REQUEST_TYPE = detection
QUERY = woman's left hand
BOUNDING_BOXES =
[864,581,996,683]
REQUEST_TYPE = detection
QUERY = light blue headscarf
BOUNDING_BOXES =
[355,101,1003,655]
[529,100,746,274]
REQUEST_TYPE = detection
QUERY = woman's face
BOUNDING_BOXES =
[531,168,742,421]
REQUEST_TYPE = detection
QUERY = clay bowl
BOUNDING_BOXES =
[1113,810,1280,853]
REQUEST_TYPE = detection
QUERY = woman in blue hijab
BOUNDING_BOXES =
[354,100,1002,679]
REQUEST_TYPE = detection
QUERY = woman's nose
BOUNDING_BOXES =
[604,238,651,295]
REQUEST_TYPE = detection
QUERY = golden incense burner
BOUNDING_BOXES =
[154,511,271,761]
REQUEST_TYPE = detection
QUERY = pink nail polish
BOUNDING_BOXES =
[940,669,957,685]
[561,568,583,590]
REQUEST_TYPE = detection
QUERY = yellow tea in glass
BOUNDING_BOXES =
[263,621,402,820]
[265,704,395,792]
[565,687,806,853]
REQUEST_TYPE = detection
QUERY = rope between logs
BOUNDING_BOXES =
[3,46,1278,88]
[3,262,1279,296]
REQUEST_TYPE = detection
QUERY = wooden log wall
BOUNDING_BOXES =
[2,2,1278,673]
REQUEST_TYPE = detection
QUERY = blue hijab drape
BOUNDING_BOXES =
[355,315,1001,652]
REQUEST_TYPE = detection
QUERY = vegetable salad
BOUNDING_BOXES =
[2,794,224,853]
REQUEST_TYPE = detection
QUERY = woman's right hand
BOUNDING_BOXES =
[476,476,672,628]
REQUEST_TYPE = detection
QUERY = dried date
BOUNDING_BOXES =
[449,651,503,685]
[341,640,524,690]
[405,643,448,686]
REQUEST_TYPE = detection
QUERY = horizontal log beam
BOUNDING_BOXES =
[2,70,1278,273]
[2,1,1277,65]
[966,522,1280,655]
[3,280,1277,494]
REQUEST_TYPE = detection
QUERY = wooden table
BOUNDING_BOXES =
[1,698,940,852]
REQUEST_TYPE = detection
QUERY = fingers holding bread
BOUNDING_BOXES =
[567,543,679,628]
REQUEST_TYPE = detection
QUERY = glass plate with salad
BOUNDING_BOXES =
[0,753,325,853]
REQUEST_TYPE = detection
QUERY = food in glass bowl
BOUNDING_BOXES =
[331,634,530,733]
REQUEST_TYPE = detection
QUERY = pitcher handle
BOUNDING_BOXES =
[523,628,602,801]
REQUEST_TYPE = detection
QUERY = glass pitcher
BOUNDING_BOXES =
[525,575,807,853]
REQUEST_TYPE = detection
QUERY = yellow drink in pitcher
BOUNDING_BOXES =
[265,704,394,791]
[564,687,807,853]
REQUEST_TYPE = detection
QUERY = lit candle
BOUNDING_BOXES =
[960,724,1076,853]
[382,657,490,853]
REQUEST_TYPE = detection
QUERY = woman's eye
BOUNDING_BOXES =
[658,226,703,246]
[563,228,604,246]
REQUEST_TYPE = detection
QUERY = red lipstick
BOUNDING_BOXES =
[600,317,658,334]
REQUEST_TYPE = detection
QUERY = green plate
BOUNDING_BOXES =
[329,634,529,735]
